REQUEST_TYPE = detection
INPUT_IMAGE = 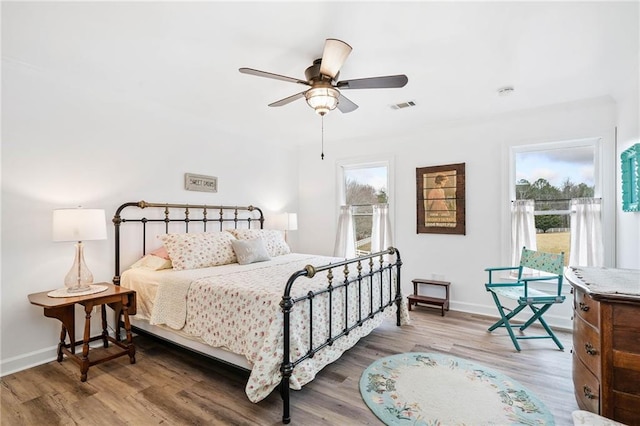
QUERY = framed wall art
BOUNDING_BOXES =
[621,143,639,212]
[416,162,466,235]
[185,173,218,193]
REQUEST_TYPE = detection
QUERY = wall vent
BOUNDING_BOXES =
[391,101,416,110]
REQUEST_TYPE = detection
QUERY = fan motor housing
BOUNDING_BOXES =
[305,59,337,83]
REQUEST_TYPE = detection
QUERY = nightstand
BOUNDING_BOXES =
[407,278,450,316]
[28,283,136,382]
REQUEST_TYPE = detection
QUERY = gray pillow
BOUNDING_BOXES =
[231,238,271,265]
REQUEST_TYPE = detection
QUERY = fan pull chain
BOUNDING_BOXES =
[321,115,325,160]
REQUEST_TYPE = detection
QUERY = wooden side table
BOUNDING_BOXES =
[28,283,136,382]
[407,278,450,316]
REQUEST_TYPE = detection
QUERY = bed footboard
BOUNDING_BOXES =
[279,247,402,424]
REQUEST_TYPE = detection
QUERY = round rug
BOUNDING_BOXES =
[360,352,554,425]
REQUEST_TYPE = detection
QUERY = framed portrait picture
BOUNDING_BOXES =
[416,162,466,235]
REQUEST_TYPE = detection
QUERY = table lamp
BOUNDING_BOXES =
[52,208,107,292]
[282,212,298,243]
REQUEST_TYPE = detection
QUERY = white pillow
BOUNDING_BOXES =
[231,238,271,265]
[159,232,237,271]
[227,229,290,257]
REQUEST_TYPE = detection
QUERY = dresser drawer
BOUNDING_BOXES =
[573,352,600,414]
[573,314,601,377]
[574,288,599,327]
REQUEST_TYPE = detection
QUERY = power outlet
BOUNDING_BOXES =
[93,305,100,315]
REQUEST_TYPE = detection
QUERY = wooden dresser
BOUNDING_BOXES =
[566,267,640,426]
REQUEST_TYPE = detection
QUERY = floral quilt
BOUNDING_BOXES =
[146,254,408,403]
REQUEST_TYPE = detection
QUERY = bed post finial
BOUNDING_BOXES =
[304,264,316,278]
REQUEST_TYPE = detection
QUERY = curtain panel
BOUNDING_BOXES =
[333,205,356,258]
[511,200,537,266]
[569,198,604,267]
[371,203,393,253]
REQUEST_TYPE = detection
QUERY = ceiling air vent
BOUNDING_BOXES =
[391,101,416,110]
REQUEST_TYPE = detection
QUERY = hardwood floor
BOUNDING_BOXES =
[1,309,578,425]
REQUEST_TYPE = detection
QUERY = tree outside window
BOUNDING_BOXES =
[515,145,595,264]
[344,166,388,255]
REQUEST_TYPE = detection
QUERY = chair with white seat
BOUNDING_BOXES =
[484,247,565,351]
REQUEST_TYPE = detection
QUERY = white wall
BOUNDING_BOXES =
[298,96,631,329]
[0,61,300,374]
[615,94,640,269]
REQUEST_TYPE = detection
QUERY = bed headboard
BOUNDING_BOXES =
[112,200,264,284]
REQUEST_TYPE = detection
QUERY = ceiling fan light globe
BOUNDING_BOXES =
[305,87,339,115]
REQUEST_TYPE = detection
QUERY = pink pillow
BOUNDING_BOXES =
[150,246,171,260]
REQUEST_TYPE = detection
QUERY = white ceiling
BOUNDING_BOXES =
[2,1,638,148]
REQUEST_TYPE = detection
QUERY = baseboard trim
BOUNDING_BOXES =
[1,303,573,377]
[1,339,113,377]
[0,345,58,377]
[449,300,573,331]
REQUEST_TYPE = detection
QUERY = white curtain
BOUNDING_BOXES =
[569,198,604,267]
[371,203,393,253]
[511,200,537,266]
[333,205,356,258]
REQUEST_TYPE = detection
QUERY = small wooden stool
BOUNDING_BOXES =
[407,278,450,316]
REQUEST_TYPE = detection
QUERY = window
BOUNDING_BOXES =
[338,158,392,255]
[511,138,601,264]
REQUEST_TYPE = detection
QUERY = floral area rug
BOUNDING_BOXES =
[360,352,554,425]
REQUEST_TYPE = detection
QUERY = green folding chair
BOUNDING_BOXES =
[484,247,565,351]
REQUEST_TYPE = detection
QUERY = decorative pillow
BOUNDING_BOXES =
[231,238,271,265]
[130,254,173,271]
[159,232,237,271]
[227,229,291,257]
[150,246,171,260]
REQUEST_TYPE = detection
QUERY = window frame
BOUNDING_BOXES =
[336,155,395,253]
[503,137,615,267]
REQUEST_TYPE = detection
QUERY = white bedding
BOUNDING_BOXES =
[121,253,409,403]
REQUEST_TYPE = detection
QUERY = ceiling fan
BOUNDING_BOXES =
[239,38,408,116]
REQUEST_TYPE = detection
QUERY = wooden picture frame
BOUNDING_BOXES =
[416,163,466,234]
[621,143,640,212]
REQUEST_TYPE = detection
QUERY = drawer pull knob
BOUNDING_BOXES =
[579,302,590,312]
[583,385,596,400]
[585,342,597,356]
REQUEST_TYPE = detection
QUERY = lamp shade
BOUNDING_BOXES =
[52,208,107,242]
[275,212,298,231]
[285,213,298,231]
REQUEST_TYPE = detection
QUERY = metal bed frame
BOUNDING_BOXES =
[112,201,403,424]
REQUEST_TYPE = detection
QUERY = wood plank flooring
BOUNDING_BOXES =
[1,309,579,425]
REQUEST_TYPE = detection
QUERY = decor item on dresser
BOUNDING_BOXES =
[565,266,640,426]
[52,207,107,293]
[360,352,554,425]
[416,163,466,235]
[621,143,639,212]
[112,201,407,424]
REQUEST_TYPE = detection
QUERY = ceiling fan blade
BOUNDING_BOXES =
[336,74,408,90]
[319,39,352,79]
[337,93,358,113]
[239,68,310,86]
[268,91,306,107]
